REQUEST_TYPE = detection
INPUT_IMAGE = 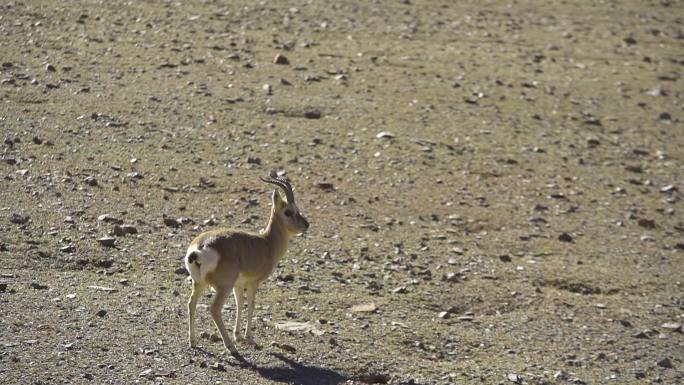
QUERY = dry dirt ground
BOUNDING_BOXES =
[1,1,683,384]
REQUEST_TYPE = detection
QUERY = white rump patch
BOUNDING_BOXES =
[184,245,220,283]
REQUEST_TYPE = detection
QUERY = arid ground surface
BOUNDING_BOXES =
[1,1,683,384]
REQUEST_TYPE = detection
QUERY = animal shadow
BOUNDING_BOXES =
[253,352,350,385]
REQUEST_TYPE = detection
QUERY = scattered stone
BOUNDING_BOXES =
[661,322,682,332]
[351,303,377,313]
[274,54,289,65]
[316,182,334,192]
[623,36,637,45]
[376,131,395,139]
[638,219,656,229]
[9,213,30,225]
[392,286,407,294]
[98,214,122,224]
[60,245,76,253]
[30,282,48,290]
[246,156,261,165]
[657,357,673,369]
[263,83,272,95]
[304,110,322,119]
[210,362,226,372]
[83,176,98,186]
[97,237,116,247]
[444,272,459,283]
[499,254,512,262]
[660,185,677,193]
[558,232,574,242]
[96,309,107,317]
[88,285,117,292]
[507,373,522,383]
[359,373,390,384]
[45,63,56,72]
[112,225,125,237]
[163,217,180,228]
[658,112,672,121]
[121,225,137,234]
[0,283,7,293]
[438,311,451,319]
[175,267,189,276]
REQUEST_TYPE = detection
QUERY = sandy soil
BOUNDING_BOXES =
[1,1,683,384]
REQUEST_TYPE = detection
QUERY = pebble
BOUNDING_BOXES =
[558,232,574,242]
[376,131,395,139]
[274,54,289,65]
[9,213,30,225]
[60,245,76,253]
[657,357,673,369]
[45,63,56,72]
[97,214,122,224]
[351,303,377,313]
[96,309,107,317]
[660,322,682,332]
[97,237,116,247]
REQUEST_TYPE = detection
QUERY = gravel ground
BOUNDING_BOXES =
[1,1,683,384]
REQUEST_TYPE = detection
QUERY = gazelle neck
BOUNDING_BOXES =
[263,210,290,259]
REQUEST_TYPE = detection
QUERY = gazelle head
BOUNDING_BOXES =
[261,176,309,235]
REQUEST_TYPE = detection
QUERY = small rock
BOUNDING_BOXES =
[96,309,107,317]
[163,217,180,228]
[83,176,98,186]
[30,282,48,290]
[97,237,116,247]
[60,245,76,253]
[661,322,682,332]
[658,112,672,121]
[304,110,322,119]
[112,225,125,237]
[558,232,574,242]
[376,131,395,139]
[656,357,673,369]
[246,156,261,165]
[637,219,656,229]
[438,311,451,319]
[9,213,30,225]
[210,362,226,371]
[45,63,56,72]
[121,225,137,234]
[0,283,7,293]
[507,373,522,383]
[660,185,677,193]
[274,54,289,65]
[499,254,512,262]
[444,272,459,283]
[32,137,43,145]
[392,286,407,294]
[623,37,637,45]
[316,182,334,192]
[263,83,272,95]
[97,214,122,224]
[351,303,377,313]
[359,373,390,384]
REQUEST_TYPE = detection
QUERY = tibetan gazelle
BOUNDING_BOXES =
[184,176,309,356]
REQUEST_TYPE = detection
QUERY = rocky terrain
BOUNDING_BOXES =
[1,0,682,384]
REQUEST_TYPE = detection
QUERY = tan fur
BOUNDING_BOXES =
[185,176,308,356]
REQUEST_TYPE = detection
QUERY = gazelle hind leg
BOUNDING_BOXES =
[210,287,239,356]
[187,280,205,348]
[233,284,245,342]
[244,283,258,344]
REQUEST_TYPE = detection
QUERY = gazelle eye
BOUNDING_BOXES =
[284,210,293,217]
